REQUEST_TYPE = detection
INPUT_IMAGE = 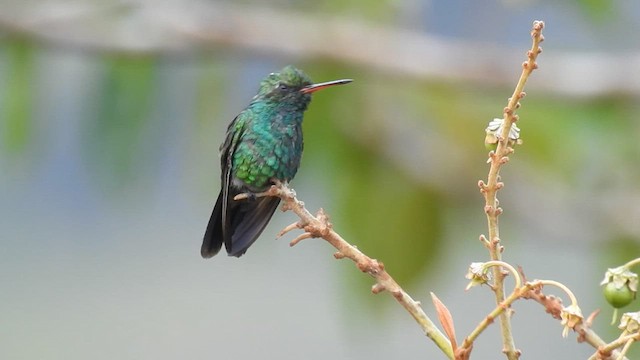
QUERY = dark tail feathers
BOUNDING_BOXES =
[201,190,280,258]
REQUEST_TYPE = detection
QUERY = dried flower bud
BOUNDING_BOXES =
[560,304,583,338]
[618,311,640,333]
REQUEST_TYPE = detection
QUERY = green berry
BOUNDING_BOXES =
[604,282,635,308]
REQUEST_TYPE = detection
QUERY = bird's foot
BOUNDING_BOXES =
[233,192,256,201]
[270,179,297,196]
[233,181,294,202]
[233,186,279,201]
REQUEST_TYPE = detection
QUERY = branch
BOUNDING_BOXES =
[459,269,631,360]
[476,20,545,360]
[459,281,540,358]
[521,282,630,360]
[590,332,640,360]
[237,182,454,359]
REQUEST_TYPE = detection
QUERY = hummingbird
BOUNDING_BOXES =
[201,65,352,258]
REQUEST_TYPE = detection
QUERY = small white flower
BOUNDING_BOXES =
[465,262,491,290]
[484,118,522,147]
[485,118,521,141]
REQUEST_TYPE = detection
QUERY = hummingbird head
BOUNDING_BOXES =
[255,65,352,110]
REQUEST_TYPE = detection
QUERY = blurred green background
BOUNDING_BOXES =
[2,0,640,359]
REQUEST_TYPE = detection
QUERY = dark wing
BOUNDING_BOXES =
[224,195,280,257]
[201,190,224,258]
[219,110,281,256]
[201,109,282,257]
[200,113,246,258]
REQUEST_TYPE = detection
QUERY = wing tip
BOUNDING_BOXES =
[226,247,247,258]
[201,190,225,259]
[201,238,223,258]
[200,247,218,258]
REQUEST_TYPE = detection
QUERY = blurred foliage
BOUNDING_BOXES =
[1,39,33,154]
[83,55,157,192]
[335,142,443,297]
[577,0,615,22]
[303,63,444,301]
[521,96,638,173]
[312,0,398,23]
[233,0,399,23]
[195,58,226,129]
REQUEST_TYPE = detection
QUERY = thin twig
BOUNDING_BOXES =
[241,182,454,359]
[459,281,541,357]
[622,258,640,269]
[616,337,635,360]
[591,331,640,360]
[477,20,545,360]
[523,286,629,360]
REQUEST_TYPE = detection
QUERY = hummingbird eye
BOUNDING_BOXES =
[277,83,289,91]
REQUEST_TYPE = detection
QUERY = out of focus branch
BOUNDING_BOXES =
[0,1,639,96]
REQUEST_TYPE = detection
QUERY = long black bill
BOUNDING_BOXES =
[300,79,353,94]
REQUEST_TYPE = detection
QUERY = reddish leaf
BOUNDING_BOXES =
[431,292,457,351]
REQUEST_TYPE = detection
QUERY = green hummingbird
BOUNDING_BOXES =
[201,66,352,258]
